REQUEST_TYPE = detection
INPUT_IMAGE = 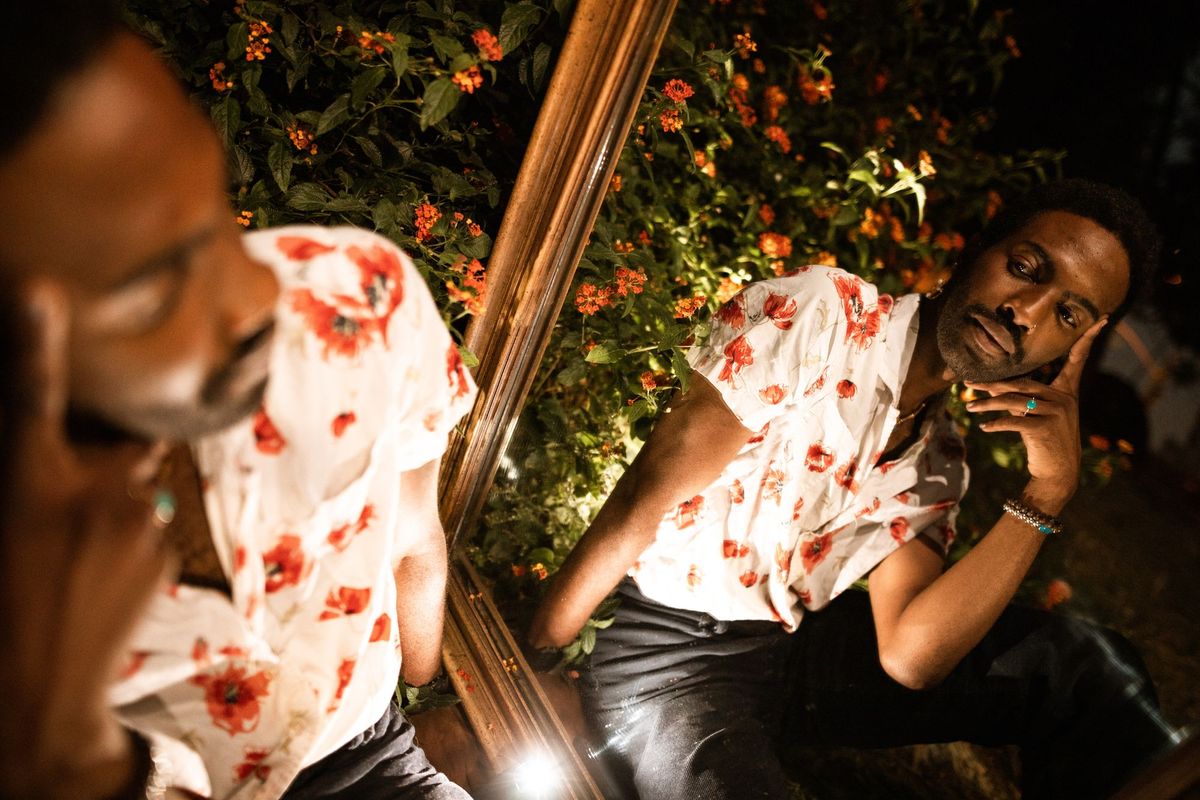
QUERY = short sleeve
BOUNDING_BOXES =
[687,269,843,432]
[377,242,477,470]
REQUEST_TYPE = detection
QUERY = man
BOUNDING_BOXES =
[529,180,1176,798]
[0,4,473,798]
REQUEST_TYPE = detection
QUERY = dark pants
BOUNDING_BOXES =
[282,701,471,799]
[581,580,1175,800]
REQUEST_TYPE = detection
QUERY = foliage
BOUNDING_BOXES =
[126,0,575,335]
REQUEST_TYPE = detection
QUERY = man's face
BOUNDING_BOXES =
[935,210,1130,383]
[0,35,279,441]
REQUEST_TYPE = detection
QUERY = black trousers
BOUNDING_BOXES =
[281,701,471,799]
[581,580,1175,800]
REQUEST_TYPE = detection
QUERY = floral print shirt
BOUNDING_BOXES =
[631,266,967,629]
[108,227,476,798]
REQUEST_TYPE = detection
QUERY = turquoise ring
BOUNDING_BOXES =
[1025,397,1038,412]
[152,488,177,526]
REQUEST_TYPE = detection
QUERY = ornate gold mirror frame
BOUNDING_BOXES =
[434,0,678,795]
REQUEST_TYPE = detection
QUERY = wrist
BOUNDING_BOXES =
[1022,479,1073,517]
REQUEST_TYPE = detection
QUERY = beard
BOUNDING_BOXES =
[934,280,1029,383]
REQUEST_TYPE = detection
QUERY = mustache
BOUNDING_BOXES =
[962,303,1025,362]
[201,319,275,407]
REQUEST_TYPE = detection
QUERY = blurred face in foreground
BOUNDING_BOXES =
[935,210,1130,383]
[0,34,279,441]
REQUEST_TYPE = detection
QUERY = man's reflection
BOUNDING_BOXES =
[530,181,1179,799]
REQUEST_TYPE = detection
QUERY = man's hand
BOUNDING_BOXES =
[0,281,173,798]
[965,317,1107,512]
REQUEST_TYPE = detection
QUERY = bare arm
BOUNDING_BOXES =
[528,375,753,648]
[393,457,449,686]
[868,319,1105,689]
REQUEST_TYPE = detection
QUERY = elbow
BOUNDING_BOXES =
[877,644,944,691]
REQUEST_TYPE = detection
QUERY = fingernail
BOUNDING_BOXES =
[965,402,978,411]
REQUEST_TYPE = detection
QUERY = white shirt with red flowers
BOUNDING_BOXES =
[107,226,477,799]
[630,266,967,629]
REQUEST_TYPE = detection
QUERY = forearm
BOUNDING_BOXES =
[880,479,1071,687]
[528,480,662,648]
[394,531,449,686]
[1,714,135,800]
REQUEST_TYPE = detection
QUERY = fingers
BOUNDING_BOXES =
[1051,317,1108,393]
[965,391,1060,417]
[975,413,1053,434]
[16,280,71,434]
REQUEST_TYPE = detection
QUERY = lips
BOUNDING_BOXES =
[968,312,1015,356]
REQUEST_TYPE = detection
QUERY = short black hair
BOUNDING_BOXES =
[957,178,1160,320]
[1,0,124,155]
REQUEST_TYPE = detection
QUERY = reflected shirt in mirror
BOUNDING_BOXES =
[631,267,966,629]
[108,227,476,799]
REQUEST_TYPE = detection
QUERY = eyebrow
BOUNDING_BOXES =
[1022,240,1103,322]
[109,223,220,292]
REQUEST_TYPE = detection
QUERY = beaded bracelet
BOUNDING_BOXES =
[1002,497,1064,536]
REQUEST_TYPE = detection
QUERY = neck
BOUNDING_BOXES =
[897,295,956,414]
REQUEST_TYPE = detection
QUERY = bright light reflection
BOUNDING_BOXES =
[511,751,563,799]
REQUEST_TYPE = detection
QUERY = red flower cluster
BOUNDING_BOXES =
[358,30,396,56]
[797,65,834,105]
[663,78,695,103]
[673,295,707,319]
[758,232,793,258]
[764,125,791,153]
[615,265,647,296]
[728,73,757,126]
[209,61,233,92]
[414,203,440,242]
[472,28,503,61]
[660,109,683,133]
[453,66,483,94]
[762,85,788,122]
[574,282,613,315]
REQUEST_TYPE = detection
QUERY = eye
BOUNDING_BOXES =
[1057,303,1078,328]
[1007,257,1034,280]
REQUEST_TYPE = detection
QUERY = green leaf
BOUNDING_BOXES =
[430,33,464,63]
[390,36,410,79]
[580,626,597,654]
[317,94,351,136]
[449,52,477,73]
[324,196,370,213]
[267,141,293,192]
[228,145,254,185]
[457,345,480,369]
[499,2,543,53]
[210,96,241,148]
[286,182,330,211]
[585,343,624,364]
[557,361,588,385]
[371,198,397,230]
[531,42,552,91]
[225,21,248,62]
[354,136,383,167]
[623,398,651,424]
[350,67,387,110]
[419,78,461,130]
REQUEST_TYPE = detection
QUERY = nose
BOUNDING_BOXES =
[1001,284,1056,335]
[218,245,280,349]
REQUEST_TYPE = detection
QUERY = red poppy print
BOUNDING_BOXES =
[447,343,471,399]
[761,464,787,504]
[930,498,957,512]
[192,637,210,667]
[856,497,881,518]
[803,365,829,397]
[674,495,705,529]
[761,292,798,330]
[234,545,247,574]
[289,288,379,360]
[729,479,745,504]
[834,461,860,493]
[331,411,357,437]
[836,379,856,399]
[747,422,770,444]
[800,531,835,574]
[262,534,307,594]
[120,651,149,680]
[792,496,805,521]
[774,544,792,581]
[276,236,337,261]
[739,570,759,588]
[798,589,813,606]
[686,564,702,588]
[939,523,956,548]
[330,659,356,709]
[722,540,751,559]
[370,613,392,643]
[889,516,910,543]
[805,443,835,472]
[253,407,286,455]
[895,491,910,504]
[234,746,272,782]
[318,586,372,621]
[347,243,405,333]
[191,665,272,736]
[830,274,888,351]
[715,295,747,330]
[327,504,376,552]
[718,335,755,384]
[759,384,786,405]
